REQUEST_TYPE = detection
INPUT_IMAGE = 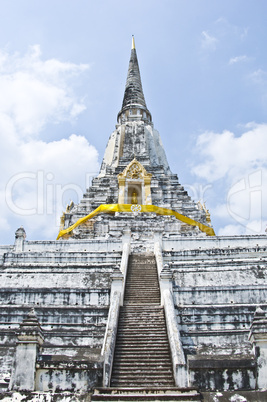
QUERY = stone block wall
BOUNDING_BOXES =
[0,239,122,391]
[162,235,267,391]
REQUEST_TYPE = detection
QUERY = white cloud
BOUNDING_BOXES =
[218,220,267,236]
[0,45,89,137]
[0,46,100,243]
[201,31,217,51]
[4,134,99,239]
[229,55,248,65]
[192,124,267,182]
[218,224,245,236]
[192,123,267,234]
[249,68,267,84]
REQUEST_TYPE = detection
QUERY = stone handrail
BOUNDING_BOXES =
[154,238,163,277]
[101,233,130,387]
[101,290,121,387]
[163,288,188,387]
[120,238,131,302]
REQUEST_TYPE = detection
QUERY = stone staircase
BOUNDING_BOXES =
[92,254,201,401]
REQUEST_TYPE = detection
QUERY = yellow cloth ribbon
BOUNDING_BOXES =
[57,204,215,239]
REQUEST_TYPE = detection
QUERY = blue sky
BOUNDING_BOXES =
[0,0,267,243]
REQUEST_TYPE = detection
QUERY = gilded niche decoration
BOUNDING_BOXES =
[126,163,142,179]
[117,158,152,205]
[197,201,212,226]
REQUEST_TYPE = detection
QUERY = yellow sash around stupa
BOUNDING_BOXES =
[57,204,215,239]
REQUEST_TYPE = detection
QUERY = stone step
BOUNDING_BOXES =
[121,305,163,312]
[125,289,159,291]
[125,283,159,286]
[112,369,173,375]
[125,286,159,289]
[116,331,167,336]
[123,302,160,305]
[124,292,159,296]
[118,321,163,325]
[124,288,159,290]
[117,320,165,325]
[122,303,161,307]
[113,351,171,357]
[111,378,175,386]
[113,354,171,360]
[119,314,163,317]
[125,277,158,280]
[113,362,172,368]
[124,291,159,295]
[118,316,164,320]
[126,282,158,284]
[91,393,201,401]
[118,320,163,324]
[124,292,160,303]
[117,324,165,328]
[124,291,159,294]
[92,388,201,400]
[116,327,167,333]
[119,318,163,321]
[110,380,175,388]
[125,274,158,277]
[124,297,160,300]
[127,267,157,269]
[94,387,199,394]
[125,278,158,281]
[111,376,175,383]
[123,301,160,305]
[92,387,202,402]
[124,295,160,299]
[112,369,173,376]
[114,349,171,355]
[115,342,169,347]
[115,338,169,344]
[118,316,165,320]
[114,350,170,355]
[126,272,158,274]
[124,294,160,297]
[115,337,169,343]
[119,312,164,316]
[126,272,157,274]
[112,362,172,368]
[113,360,171,365]
[116,327,166,331]
[117,320,166,325]
[115,342,169,346]
[125,287,159,290]
[126,278,158,281]
[120,307,163,311]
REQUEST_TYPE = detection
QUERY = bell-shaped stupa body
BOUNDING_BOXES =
[59,38,211,240]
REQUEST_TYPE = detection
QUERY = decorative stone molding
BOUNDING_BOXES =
[9,308,44,391]
[249,306,267,389]
[159,264,173,305]
[14,226,26,252]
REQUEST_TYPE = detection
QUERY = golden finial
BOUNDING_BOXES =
[132,35,135,50]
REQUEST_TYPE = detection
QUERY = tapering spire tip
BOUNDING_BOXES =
[132,35,135,50]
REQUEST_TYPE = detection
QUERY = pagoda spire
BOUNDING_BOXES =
[117,37,152,123]
[132,35,135,49]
